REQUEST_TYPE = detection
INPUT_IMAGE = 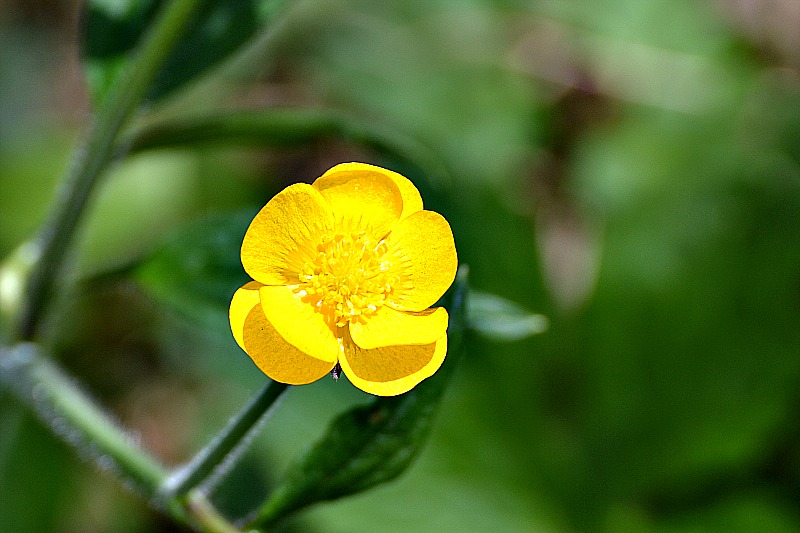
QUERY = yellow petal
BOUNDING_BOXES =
[339,334,447,396]
[313,163,404,237]
[229,280,264,350]
[259,285,340,363]
[350,306,448,350]
[386,210,457,312]
[241,183,334,285]
[320,162,423,221]
[242,300,335,385]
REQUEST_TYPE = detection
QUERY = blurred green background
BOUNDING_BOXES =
[2,0,800,531]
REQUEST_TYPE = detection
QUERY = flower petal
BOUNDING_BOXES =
[259,285,340,363]
[229,280,264,350]
[242,302,335,385]
[320,162,423,221]
[339,334,447,396]
[230,281,334,384]
[350,306,448,350]
[386,210,458,311]
[241,183,334,285]
[313,163,404,237]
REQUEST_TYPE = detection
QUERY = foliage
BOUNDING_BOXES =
[2,0,800,532]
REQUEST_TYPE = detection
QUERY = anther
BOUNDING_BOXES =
[296,231,398,325]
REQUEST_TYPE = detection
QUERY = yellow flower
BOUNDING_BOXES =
[229,162,458,396]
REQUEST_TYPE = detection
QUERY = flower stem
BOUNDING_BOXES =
[15,0,202,341]
[124,107,449,187]
[162,381,290,498]
[185,490,245,533]
[0,343,168,496]
[0,342,258,532]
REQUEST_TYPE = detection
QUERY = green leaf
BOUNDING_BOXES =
[248,267,469,529]
[467,290,548,342]
[134,209,254,335]
[83,0,289,107]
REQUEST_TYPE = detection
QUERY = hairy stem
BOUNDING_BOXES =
[0,343,252,532]
[162,381,289,498]
[15,0,202,340]
[0,343,167,496]
[185,490,246,533]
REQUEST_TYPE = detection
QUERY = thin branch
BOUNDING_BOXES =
[123,107,450,188]
[0,343,168,497]
[15,0,203,340]
[162,381,289,498]
[185,490,247,533]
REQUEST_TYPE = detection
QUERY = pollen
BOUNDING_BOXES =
[294,231,398,327]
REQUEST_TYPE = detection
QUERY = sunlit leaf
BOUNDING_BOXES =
[83,0,289,106]
[248,268,469,529]
[467,290,547,342]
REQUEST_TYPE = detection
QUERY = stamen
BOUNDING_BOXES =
[295,231,400,326]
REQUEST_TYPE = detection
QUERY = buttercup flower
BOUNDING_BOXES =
[229,162,457,396]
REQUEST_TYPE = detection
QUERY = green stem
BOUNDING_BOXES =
[185,490,245,533]
[0,343,167,495]
[0,343,250,532]
[15,0,202,341]
[162,381,289,498]
[124,107,449,187]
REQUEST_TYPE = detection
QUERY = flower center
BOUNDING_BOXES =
[294,231,396,327]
